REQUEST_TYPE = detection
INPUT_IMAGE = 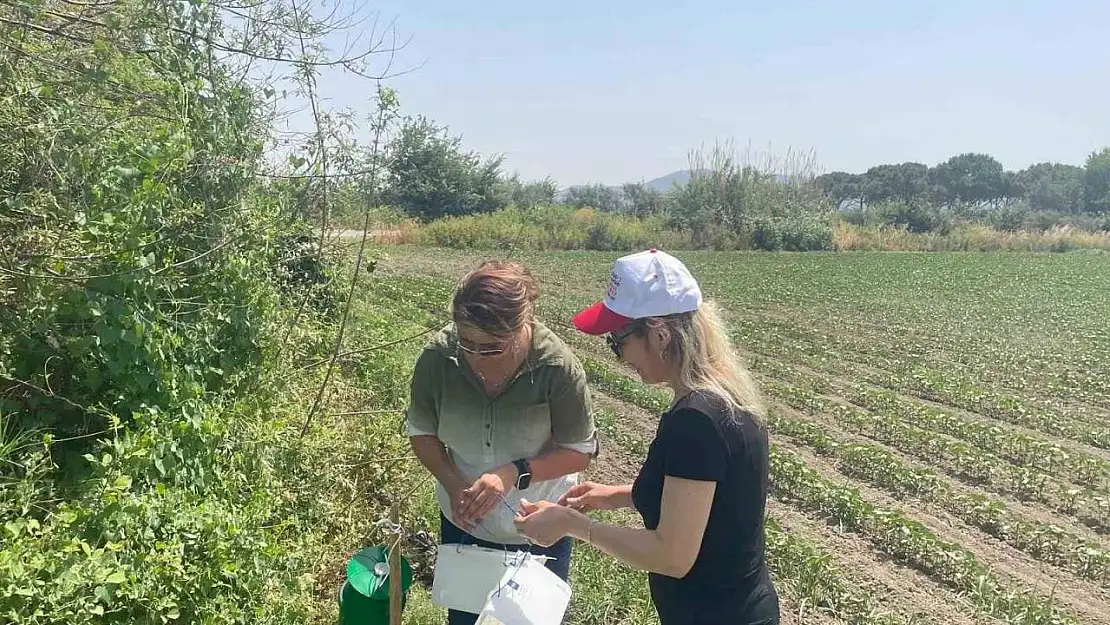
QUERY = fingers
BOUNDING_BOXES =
[557,485,587,506]
[564,497,592,512]
[452,491,477,529]
[473,492,498,520]
[518,498,539,515]
[453,496,475,529]
[460,488,490,521]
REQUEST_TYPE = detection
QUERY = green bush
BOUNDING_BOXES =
[418,205,691,251]
[0,2,285,442]
[665,143,835,248]
[746,214,835,251]
[1,400,314,623]
[0,3,370,623]
[873,200,954,234]
[1023,210,1110,233]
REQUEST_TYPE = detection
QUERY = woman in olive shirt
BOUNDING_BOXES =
[406,260,597,625]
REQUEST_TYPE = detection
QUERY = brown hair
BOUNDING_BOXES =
[452,261,540,337]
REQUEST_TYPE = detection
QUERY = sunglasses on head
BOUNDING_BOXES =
[458,336,513,357]
[606,323,643,358]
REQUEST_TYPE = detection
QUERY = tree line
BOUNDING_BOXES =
[348,113,1110,231]
[815,151,1110,214]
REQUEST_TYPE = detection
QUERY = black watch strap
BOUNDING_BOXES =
[512,458,532,490]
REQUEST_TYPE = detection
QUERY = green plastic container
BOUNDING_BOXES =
[338,545,414,625]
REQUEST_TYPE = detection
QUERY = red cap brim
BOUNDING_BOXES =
[572,301,633,335]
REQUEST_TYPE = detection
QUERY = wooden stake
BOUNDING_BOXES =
[389,503,402,625]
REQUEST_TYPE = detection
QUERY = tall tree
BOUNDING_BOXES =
[862,162,930,204]
[563,183,623,213]
[1083,148,1110,213]
[383,116,506,219]
[621,182,667,216]
[1014,163,1084,213]
[929,153,1009,205]
[815,171,864,209]
[502,175,558,208]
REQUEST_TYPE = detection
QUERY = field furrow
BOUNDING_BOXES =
[765,379,1110,534]
[752,356,1110,494]
[771,399,1109,545]
[739,328,1110,451]
[779,441,1110,625]
[767,501,991,625]
[768,403,1110,584]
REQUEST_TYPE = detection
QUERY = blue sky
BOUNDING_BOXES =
[299,0,1110,186]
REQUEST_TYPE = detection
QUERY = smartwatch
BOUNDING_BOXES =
[512,458,532,490]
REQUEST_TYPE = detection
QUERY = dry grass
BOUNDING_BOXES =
[834,222,1110,252]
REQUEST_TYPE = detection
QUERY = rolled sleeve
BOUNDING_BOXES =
[405,349,442,437]
[549,357,598,454]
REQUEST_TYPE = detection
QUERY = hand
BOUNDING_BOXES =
[513,498,583,547]
[459,464,517,523]
[447,484,476,531]
[558,481,620,512]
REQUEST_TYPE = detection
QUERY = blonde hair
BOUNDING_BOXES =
[644,300,765,425]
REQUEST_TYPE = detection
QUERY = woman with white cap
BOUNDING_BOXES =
[514,249,779,625]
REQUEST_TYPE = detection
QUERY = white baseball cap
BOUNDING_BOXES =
[572,249,703,335]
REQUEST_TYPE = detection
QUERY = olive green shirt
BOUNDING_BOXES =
[406,321,597,543]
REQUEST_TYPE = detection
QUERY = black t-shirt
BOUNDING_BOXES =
[631,391,777,625]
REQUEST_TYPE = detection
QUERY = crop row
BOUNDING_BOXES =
[749,355,1110,493]
[846,384,1110,490]
[729,302,1110,410]
[764,518,915,625]
[592,406,648,456]
[738,321,1110,447]
[768,407,1110,584]
[764,380,1110,534]
[771,448,1075,625]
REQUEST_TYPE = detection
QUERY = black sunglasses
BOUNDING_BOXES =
[606,324,643,358]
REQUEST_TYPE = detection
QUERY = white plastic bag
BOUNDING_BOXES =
[431,544,536,614]
[474,553,571,625]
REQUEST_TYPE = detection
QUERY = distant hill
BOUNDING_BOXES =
[557,170,694,200]
[642,170,693,191]
[558,168,792,200]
